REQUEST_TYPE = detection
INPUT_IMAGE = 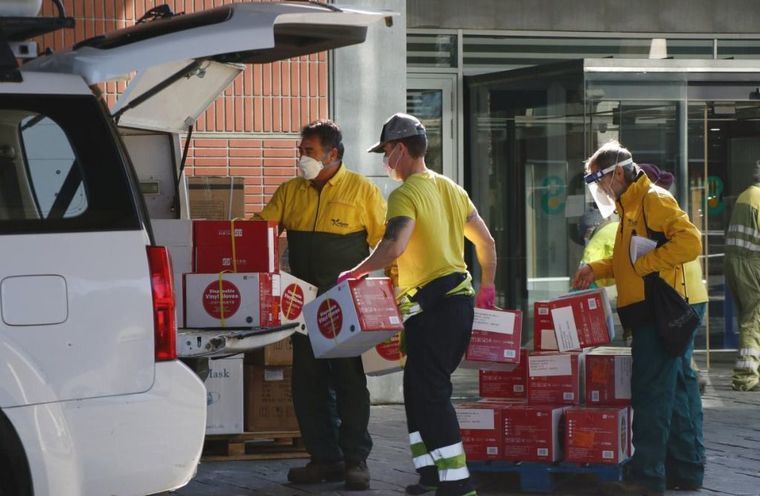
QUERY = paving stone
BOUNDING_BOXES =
[168,361,759,496]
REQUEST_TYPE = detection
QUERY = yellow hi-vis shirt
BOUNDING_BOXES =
[387,169,475,298]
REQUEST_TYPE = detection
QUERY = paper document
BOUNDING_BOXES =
[630,235,657,262]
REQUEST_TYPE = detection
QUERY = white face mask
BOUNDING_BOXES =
[298,155,324,180]
[383,146,402,182]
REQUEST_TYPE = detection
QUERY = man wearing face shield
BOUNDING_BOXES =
[572,141,704,496]
[338,113,498,496]
[255,120,386,490]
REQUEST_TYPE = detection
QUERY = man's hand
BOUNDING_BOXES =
[337,270,355,284]
[571,265,595,290]
[475,284,496,309]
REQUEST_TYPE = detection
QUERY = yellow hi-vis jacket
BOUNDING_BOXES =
[587,173,702,324]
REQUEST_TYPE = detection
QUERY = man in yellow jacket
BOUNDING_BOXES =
[573,141,704,496]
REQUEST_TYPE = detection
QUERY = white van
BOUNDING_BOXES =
[0,2,388,495]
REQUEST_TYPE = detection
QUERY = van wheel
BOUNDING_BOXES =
[0,412,32,496]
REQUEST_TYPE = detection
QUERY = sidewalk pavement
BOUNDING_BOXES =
[169,357,759,496]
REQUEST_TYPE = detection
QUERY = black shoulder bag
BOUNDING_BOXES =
[639,199,701,357]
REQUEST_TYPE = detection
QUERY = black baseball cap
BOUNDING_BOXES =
[367,113,427,153]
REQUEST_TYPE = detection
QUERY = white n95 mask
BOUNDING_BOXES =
[383,146,403,182]
[298,155,323,180]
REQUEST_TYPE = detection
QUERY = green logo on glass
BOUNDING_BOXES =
[540,175,566,215]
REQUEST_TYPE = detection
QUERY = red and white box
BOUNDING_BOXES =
[456,400,518,461]
[462,308,523,370]
[502,405,567,462]
[280,272,318,335]
[548,288,614,352]
[193,220,279,274]
[479,349,529,399]
[362,333,406,376]
[527,352,584,405]
[565,407,630,464]
[304,278,404,359]
[533,301,558,351]
[585,347,632,407]
[184,273,279,328]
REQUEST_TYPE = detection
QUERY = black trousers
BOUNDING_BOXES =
[403,295,474,466]
[291,333,373,464]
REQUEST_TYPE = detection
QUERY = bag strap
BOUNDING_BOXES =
[639,193,690,302]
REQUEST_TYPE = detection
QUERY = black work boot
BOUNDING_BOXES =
[406,466,439,495]
[287,460,345,484]
[345,460,371,490]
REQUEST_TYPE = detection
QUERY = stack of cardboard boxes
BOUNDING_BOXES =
[457,289,633,465]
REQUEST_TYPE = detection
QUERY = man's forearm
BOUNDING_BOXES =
[349,240,403,278]
[475,240,497,286]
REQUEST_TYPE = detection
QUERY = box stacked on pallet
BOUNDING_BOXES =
[585,347,632,407]
[205,355,245,435]
[462,308,523,370]
[456,400,516,461]
[565,406,631,464]
[479,349,529,399]
[527,351,584,406]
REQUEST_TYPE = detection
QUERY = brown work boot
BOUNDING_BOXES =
[345,460,370,490]
[287,461,345,484]
[598,481,664,496]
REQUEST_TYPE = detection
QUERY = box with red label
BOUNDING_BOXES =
[193,220,279,274]
[585,347,632,406]
[303,278,404,359]
[456,400,520,461]
[462,309,522,370]
[362,333,406,376]
[527,352,584,405]
[184,273,279,328]
[502,404,567,462]
[548,288,614,352]
[479,349,529,399]
[565,407,630,464]
[280,272,318,335]
[533,301,558,351]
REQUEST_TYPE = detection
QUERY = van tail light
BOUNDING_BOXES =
[147,246,177,361]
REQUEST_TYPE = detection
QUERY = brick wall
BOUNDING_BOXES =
[37,0,328,213]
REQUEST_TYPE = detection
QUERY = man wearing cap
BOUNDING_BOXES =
[255,120,385,490]
[339,113,498,496]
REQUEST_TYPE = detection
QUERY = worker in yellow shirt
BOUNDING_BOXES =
[255,120,386,490]
[339,113,498,496]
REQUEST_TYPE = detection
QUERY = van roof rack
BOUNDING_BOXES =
[0,0,75,82]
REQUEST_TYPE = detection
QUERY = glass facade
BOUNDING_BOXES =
[465,60,760,350]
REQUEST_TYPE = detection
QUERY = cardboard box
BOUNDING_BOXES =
[527,352,584,405]
[244,365,299,432]
[188,176,245,220]
[304,278,403,359]
[462,309,523,370]
[193,220,279,274]
[503,405,567,462]
[456,401,515,461]
[479,349,530,399]
[184,272,278,328]
[533,301,558,351]
[205,356,244,435]
[361,333,406,376]
[280,271,318,335]
[151,219,193,328]
[565,407,630,464]
[549,288,614,352]
[585,347,632,406]
[247,338,293,367]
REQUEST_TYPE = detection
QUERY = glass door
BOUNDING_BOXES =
[407,74,457,181]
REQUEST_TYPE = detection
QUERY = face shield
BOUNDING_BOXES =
[584,158,633,218]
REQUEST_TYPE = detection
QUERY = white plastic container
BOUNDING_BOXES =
[0,0,43,17]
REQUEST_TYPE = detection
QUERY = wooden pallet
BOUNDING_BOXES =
[468,459,627,493]
[202,430,308,461]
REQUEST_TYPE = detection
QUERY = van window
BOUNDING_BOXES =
[19,115,88,219]
[0,95,140,234]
